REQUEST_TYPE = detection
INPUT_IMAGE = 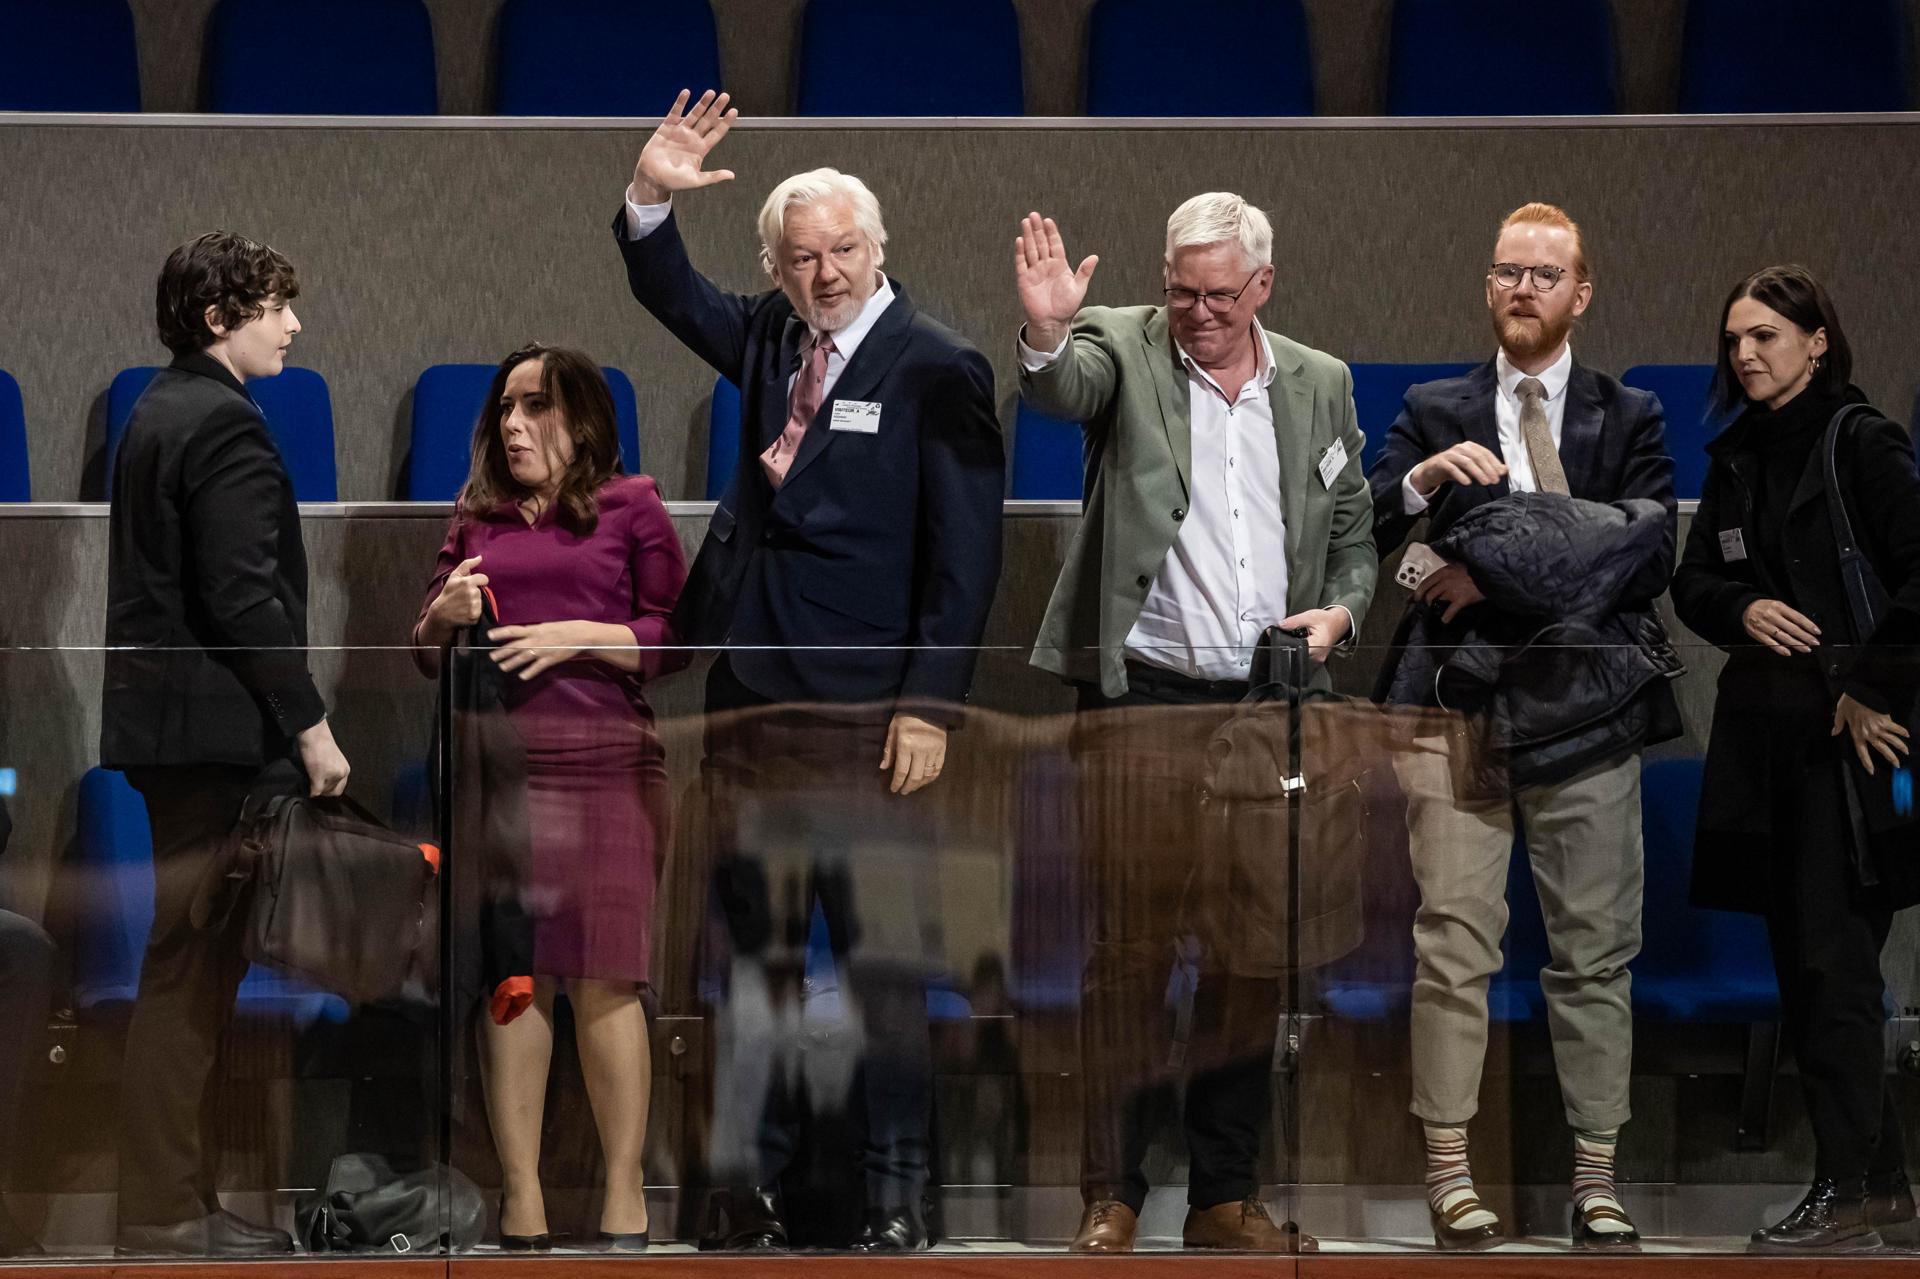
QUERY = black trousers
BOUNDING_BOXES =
[0,909,54,1182]
[702,656,936,1213]
[1766,740,1908,1182]
[1073,663,1280,1214]
[117,764,256,1227]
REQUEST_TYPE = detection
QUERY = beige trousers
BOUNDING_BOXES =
[1395,739,1643,1131]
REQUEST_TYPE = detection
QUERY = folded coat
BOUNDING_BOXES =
[1378,491,1684,789]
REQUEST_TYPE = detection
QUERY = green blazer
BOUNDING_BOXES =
[1021,304,1377,696]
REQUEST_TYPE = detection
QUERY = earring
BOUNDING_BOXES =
[1810,355,1822,372]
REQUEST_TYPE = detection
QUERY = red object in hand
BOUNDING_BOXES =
[417,842,441,873]
[490,976,534,1026]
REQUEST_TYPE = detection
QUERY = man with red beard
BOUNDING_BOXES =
[1367,202,1676,1253]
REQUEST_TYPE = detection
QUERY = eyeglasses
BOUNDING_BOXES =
[1489,262,1570,292]
[1165,269,1262,315]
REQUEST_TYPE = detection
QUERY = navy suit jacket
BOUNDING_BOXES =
[613,208,1005,713]
[1369,357,1676,611]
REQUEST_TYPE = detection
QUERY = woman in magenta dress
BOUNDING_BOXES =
[413,343,687,1251]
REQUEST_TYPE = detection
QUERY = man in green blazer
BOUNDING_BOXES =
[1015,195,1375,1254]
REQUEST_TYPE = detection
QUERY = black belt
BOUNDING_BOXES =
[1123,659,1249,701]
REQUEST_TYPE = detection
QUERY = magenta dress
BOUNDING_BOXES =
[416,475,688,983]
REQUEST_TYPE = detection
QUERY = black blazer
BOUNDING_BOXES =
[613,208,1005,713]
[101,353,326,769]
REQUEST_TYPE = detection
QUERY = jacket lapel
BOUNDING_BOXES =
[1266,332,1313,565]
[1144,308,1191,500]
[758,313,808,451]
[1455,360,1511,499]
[1558,360,1606,499]
[779,281,914,490]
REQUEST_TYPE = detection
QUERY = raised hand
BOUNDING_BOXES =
[631,89,739,204]
[1015,211,1098,352]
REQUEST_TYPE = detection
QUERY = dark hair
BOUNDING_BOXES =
[155,231,300,357]
[456,344,624,534]
[1710,263,1852,414]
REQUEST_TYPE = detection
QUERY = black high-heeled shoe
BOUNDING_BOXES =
[497,1197,552,1252]
[591,1229,650,1252]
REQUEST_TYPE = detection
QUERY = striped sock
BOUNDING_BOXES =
[1424,1123,1498,1230]
[1572,1127,1632,1233]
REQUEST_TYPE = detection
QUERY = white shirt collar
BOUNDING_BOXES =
[1176,324,1279,398]
[1496,342,1573,402]
[811,273,895,360]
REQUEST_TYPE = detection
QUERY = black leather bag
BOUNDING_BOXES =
[1820,402,1920,893]
[198,766,439,1004]
[297,1153,484,1254]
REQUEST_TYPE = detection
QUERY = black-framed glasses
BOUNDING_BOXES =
[1165,268,1262,314]
[1489,262,1570,292]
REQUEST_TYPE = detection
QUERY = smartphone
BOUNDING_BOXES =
[1395,542,1446,592]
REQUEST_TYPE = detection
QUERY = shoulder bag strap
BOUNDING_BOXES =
[1822,403,1890,643]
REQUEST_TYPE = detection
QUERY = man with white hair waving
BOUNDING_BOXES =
[615,90,1004,1252]
[1017,196,1375,1253]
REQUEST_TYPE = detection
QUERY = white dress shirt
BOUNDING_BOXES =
[1402,342,1573,512]
[1021,324,1291,680]
[624,190,895,397]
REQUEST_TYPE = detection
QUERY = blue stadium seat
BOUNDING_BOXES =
[1679,0,1909,113]
[1010,399,1085,500]
[206,0,437,115]
[1386,0,1616,115]
[796,0,1023,115]
[408,363,642,501]
[0,371,27,501]
[1622,364,1726,501]
[1634,756,1779,1021]
[495,0,720,116]
[0,0,140,111]
[1087,0,1311,116]
[707,376,743,501]
[106,366,338,501]
[72,768,348,1028]
[1350,361,1477,474]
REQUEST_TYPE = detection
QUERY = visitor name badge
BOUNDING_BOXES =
[1317,439,1348,490]
[1719,528,1747,562]
[830,400,882,433]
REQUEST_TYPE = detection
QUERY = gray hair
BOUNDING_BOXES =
[757,167,888,275]
[1164,191,1273,268]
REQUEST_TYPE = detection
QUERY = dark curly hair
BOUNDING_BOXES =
[456,344,625,535]
[155,231,300,357]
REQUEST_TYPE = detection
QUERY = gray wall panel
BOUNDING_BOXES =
[7,117,1920,504]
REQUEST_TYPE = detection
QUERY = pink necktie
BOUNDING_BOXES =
[761,334,834,488]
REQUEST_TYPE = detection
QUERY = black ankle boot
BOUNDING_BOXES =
[1750,1178,1882,1252]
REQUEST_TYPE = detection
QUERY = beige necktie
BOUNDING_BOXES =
[1516,376,1569,496]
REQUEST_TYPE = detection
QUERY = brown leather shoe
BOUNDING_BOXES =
[1182,1196,1318,1252]
[1070,1200,1138,1253]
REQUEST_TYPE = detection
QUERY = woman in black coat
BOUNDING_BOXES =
[1672,264,1920,1252]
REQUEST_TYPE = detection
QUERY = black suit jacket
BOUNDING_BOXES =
[101,352,326,769]
[1370,357,1676,607]
[613,208,1005,713]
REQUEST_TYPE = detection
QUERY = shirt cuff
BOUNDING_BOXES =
[1400,472,1432,515]
[1016,325,1069,372]
[623,189,672,241]
[1327,603,1358,652]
